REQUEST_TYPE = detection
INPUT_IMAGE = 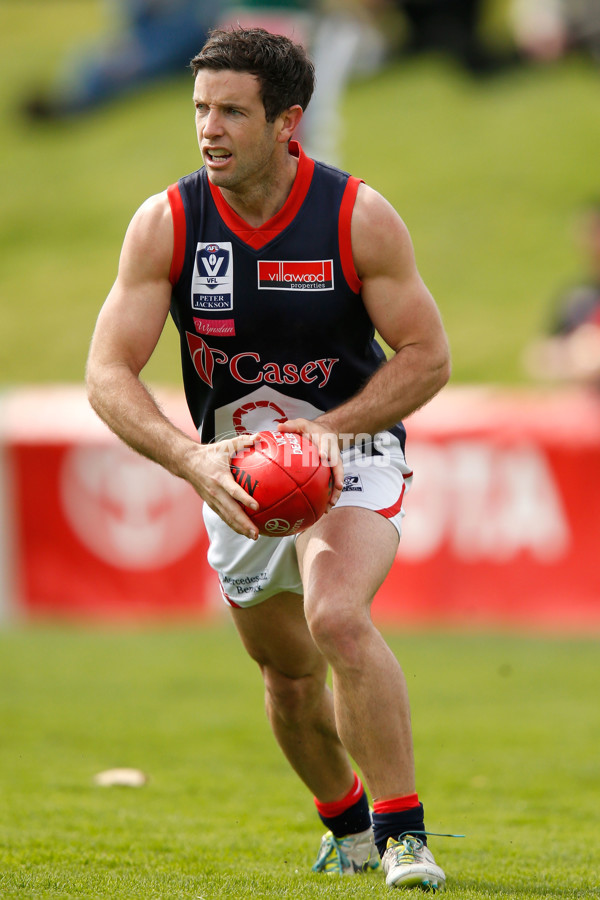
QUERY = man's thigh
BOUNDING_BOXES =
[297,506,400,616]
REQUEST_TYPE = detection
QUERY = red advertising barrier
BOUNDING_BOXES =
[1,385,599,630]
[0,387,216,622]
[377,387,600,631]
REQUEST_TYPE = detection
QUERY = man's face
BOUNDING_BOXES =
[193,69,281,193]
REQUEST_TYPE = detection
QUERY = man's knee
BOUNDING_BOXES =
[305,597,370,670]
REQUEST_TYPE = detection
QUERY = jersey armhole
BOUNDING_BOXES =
[167,183,186,286]
[339,176,363,294]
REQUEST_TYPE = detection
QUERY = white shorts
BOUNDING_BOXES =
[203,439,413,609]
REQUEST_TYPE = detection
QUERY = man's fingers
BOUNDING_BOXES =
[277,418,342,504]
[218,501,259,541]
[207,483,259,540]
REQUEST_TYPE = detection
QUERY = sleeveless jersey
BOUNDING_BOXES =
[167,141,406,451]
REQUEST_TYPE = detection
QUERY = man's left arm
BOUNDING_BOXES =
[280,183,451,498]
[322,183,450,435]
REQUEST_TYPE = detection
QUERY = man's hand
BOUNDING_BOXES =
[276,418,344,508]
[183,433,262,539]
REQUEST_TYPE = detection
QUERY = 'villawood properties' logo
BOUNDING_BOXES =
[258,259,334,291]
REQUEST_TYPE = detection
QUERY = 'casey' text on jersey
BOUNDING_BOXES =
[186,333,339,389]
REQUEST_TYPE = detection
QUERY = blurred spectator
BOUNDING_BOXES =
[395,0,518,75]
[20,0,521,158]
[524,200,600,389]
[511,0,600,63]
[22,0,385,164]
[24,0,217,120]
[292,1,386,160]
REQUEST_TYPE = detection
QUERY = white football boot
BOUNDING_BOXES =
[312,826,380,875]
[382,834,446,891]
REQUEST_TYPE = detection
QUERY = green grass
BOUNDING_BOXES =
[0,624,598,898]
[1,2,599,386]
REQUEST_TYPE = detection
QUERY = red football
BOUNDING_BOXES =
[230,430,334,537]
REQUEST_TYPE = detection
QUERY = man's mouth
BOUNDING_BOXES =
[205,148,232,163]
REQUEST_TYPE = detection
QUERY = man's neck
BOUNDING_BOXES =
[218,147,299,228]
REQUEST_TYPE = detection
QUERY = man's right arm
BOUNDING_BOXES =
[86,192,260,539]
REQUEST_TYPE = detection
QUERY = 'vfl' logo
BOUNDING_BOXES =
[191,241,234,311]
[186,333,338,389]
[197,244,230,285]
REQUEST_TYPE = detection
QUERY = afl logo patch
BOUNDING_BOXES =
[192,241,234,311]
[258,260,334,291]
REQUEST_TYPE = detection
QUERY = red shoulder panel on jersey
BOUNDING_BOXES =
[339,176,363,294]
[167,183,186,285]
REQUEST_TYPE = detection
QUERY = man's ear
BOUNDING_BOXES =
[275,104,303,143]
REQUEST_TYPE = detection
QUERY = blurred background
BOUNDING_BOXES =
[1,0,599,628]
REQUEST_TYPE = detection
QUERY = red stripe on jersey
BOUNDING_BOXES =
[339,176,363,294]
[208,141,315,249]
[167,183,186,285]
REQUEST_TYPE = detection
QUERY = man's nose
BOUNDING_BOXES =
[203,107,224,137]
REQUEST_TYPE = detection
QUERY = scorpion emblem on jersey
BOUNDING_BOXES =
[232,400,288,435]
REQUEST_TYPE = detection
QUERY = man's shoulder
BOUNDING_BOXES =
[173,166,207,193]
[177,165,206,183]
[312,156,351,179]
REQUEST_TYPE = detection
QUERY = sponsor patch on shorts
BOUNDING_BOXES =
[343,474,363,492]
[222,571,269,597]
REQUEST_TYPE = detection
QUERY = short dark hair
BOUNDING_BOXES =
[190,27,315,123]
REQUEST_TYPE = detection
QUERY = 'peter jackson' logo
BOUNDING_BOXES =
[191,242,233,310]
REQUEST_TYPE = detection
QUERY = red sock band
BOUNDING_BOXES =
[314,772,364,818]
[373,792,420,815]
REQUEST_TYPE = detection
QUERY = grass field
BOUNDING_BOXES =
[0,624,598,898]
[1,2,600,386]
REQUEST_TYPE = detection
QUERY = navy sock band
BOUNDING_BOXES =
[317,789,371,838]
[372,802,426,859]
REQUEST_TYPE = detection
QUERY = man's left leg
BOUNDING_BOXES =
[297,507,414,798]
[297,506,446,890]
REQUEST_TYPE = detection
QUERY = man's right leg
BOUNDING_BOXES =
[229,592,378,874]
[230,591,353,803]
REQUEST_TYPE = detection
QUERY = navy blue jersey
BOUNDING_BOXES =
[167,141,406,451]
